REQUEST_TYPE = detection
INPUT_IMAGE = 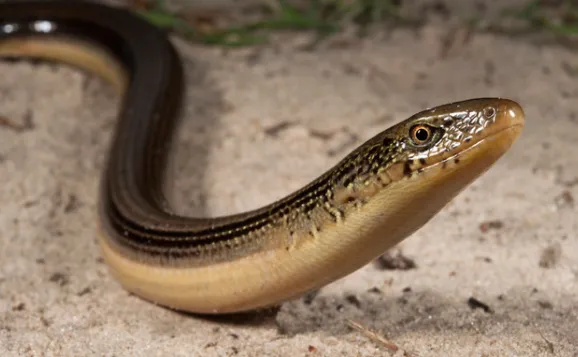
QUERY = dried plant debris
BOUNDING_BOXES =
[539,242,562,269]
[367,286,382,294]
[537,300,554,309]
[344,294,361,308]
[0,110,34,132]
[467,297,493,313]
[48,272,69,287]
[479,219,504,233]
[302,289,319,305]
[346,319,413,357]
[375,250,417,270]
[12,303,25,311]
[263,121,294,137]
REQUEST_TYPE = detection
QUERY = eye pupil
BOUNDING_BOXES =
[415,128,429,141]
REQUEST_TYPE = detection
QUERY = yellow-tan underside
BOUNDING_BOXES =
[0,37,128,94]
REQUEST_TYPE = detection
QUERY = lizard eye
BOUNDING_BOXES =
[410,125,433,146]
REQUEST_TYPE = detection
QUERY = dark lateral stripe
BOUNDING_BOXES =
[105,176,334,248]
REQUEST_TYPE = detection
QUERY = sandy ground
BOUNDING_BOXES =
[1,1,577,356]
